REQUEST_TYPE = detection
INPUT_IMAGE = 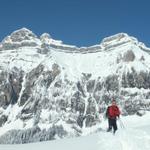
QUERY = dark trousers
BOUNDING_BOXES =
[107,118,117,133]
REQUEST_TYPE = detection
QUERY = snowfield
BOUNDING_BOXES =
[1,112,150,150]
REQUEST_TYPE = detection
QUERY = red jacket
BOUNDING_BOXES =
[107,105,120,119]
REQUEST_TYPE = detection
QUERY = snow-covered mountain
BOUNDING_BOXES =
[0,28,150,144]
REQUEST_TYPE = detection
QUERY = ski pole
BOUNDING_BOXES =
[118,118,125,129]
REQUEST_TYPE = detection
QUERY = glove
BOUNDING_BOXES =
[117,115,120,119]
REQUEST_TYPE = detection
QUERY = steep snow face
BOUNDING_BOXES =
[50,42,150,80]
[0,28,150,144]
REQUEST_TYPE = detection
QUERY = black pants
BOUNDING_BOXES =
[107,118,117,133]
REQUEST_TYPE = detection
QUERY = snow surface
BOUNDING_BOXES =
[1,112,150,150]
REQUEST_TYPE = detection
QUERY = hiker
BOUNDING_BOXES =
[106,99,121,134]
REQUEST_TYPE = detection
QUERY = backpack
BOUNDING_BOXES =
[107,105,120,118]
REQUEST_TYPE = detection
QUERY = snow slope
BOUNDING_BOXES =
[50,41,150,80]
[1,112,150,150]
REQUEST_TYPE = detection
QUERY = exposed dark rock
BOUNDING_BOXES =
[54,80,62,88]
[0,69,24,107]
[59,99,67,111]
[105,75,119,91]
[0,115,7,127]
[94,81,102,92]
[39,43,50,54]
[85,115,96,127]
[71,91,85,114]
[77,82,86,97]
[123,50,135,62]
[0,125,67,144]
[86,80,95,93]
[77,114,85,128]
[19,65,44,106]
[136,110,145,116]
[10,28,37,42]
[82,73,92,80]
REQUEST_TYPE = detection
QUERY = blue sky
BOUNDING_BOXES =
[0,0,150,47]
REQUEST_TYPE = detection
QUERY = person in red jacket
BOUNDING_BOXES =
[106,99,121,134]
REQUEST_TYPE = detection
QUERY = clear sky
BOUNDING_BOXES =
[0,0,150,47]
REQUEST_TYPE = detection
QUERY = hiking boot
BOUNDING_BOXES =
[113,129,117,135]
[107,128,112,132]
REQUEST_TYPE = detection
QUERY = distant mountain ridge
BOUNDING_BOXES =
[0,28,150,144]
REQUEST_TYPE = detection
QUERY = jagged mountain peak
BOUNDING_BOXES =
[40,33,51,40]
[100,32,139,50]
[11,27,37,37]
[0,28,41,51]
[101,32,136,43]
[0,27,38,47]
[0,28,149,54]
[40,33,63,45]
[7,27,37,42]
[12,27,34,34]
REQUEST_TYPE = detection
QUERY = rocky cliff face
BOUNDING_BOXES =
[0,28,150,144]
